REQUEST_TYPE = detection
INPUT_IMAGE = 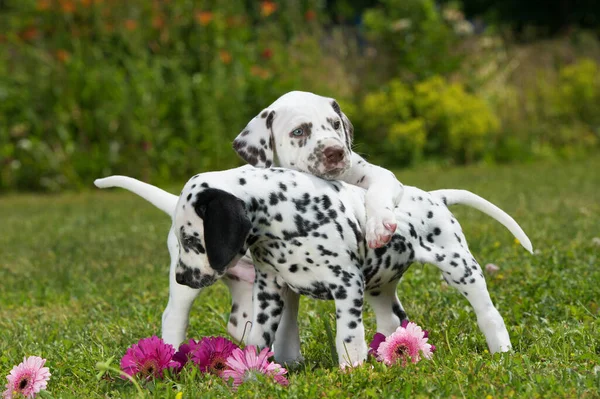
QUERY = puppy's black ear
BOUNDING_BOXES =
[233,108,276,168]
[331,100,354,150]
[194,189,252,274]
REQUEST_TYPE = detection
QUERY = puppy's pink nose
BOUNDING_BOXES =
[324,146,344,164]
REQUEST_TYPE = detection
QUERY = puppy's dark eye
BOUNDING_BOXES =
[333,120,341,130]
[292,128,304,136]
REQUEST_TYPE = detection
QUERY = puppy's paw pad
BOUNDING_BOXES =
[366,212,397,249]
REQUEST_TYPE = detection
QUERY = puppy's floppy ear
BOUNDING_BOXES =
[193,189,252,274]
[330,100,354,150]
[233,108,276,168]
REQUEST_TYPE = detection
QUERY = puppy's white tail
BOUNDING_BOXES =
[431,189,533,254]
[94,175,178,216]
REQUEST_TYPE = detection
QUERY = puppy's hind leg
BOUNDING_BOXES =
[162,229,201,348]
[247,270,286,351]
[222,275,254,343]
[273,288,304,365]
[426,246,512,353]
[365,282,408,336]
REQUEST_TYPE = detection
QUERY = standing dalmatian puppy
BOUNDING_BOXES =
[95,168,532,366]
[232,91,402,250]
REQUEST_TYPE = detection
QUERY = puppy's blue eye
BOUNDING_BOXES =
[292,128,303,136]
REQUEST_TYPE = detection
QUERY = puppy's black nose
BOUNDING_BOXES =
[324,146,344,164]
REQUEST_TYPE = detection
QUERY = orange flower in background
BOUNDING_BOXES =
[195,11,213,26]
[124,19,138,31]
[219,50,232,64]
[305,9,316,21]
[260,1,277,17]
[226,15,246,28]
[36,0,52,11]
[59,0,76,13]
[152,15,165,29]
[56,49,71,63]
[250,65,271,79]
[20,27,39,41]
[80,0,92,6]
[261,48,273,60]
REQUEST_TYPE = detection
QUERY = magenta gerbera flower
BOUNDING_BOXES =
[221,346,288,388]
[191,337,239,377]
[368,332,387,358]
[376,322,434,366]
[172,339,203,372]
[3,356,51,399]
[120,336,176,380]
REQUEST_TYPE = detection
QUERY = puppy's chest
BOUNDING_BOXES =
[250,238,350,299]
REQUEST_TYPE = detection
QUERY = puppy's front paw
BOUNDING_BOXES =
[366,210,397,249]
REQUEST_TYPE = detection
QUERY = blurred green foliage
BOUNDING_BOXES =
[362,0,461,81]
[0,0,599,191]
[359,76,499,165]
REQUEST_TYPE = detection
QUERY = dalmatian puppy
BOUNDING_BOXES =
[228,91,409,352]
[232,91,402,250]
[157,90,410,348]
[95,167,532,366]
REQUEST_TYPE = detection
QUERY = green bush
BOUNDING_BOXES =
[362,0,462,82]
[0,1,599,191]
[357,76,499,166]
[489,58,600,162]
[0,0,340,191]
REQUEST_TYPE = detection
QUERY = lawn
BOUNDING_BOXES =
[1,158,599,398]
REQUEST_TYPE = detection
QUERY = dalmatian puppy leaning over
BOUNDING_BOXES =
[232,90,402,250]
[95,166,532,366]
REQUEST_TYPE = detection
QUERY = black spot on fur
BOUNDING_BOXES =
[257,313,268,324]
[266,111,275,129]
[392,303,407,321]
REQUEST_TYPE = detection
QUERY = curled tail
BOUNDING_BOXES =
[94,176,178,216]
[431,189,533,254]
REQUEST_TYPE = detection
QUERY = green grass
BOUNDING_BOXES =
[1,158,599,398]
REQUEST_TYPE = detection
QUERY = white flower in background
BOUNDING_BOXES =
[391,19,412,32]
[443,8,464,22]
[17,139,32,151]
[454,20,474,35]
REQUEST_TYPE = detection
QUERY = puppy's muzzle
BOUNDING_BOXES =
[323,146,345,169]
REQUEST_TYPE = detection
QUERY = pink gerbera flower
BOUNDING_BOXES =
[191,337,239,377]
[3,356,51,399]
[221,346,288,388]
[120,336,176,380]
[172,339,203,372]
[376,322,434,366]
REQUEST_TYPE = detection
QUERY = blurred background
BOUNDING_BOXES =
[0,0,598,192]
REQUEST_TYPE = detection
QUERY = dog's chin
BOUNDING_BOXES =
[318,163,351,180]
